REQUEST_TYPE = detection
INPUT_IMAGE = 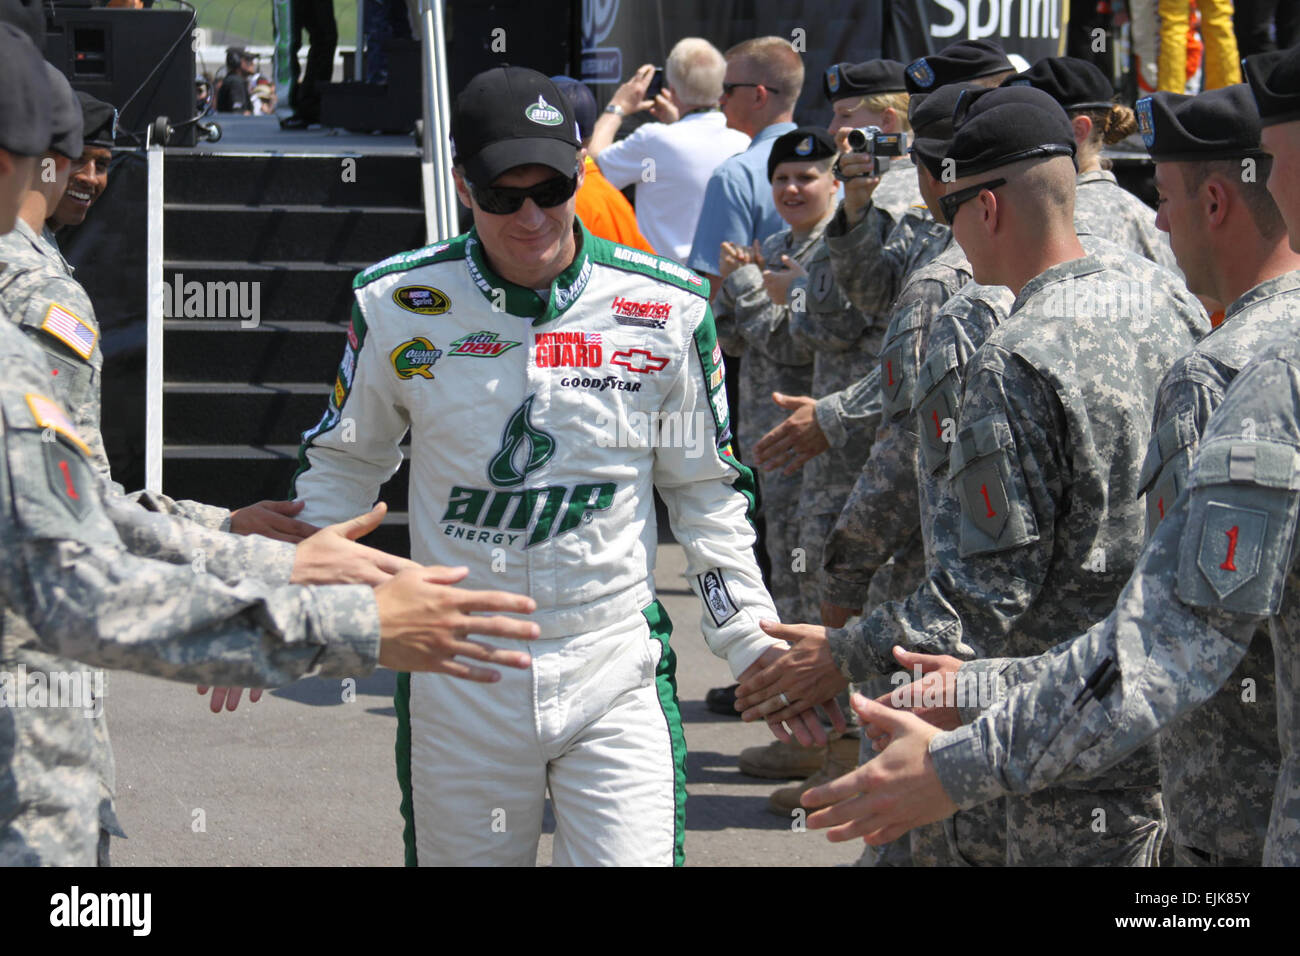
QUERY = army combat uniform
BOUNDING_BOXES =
[931,340,1300,865]
[796,165,944,621]
[0,316,380,865]
[1073,169,1178,272]
[829,244,1209,864]
[715,222,818,621]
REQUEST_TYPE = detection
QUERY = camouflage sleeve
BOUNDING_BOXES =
[814,364,882,449]
[824,200,913,316]
[0,383,379,687]
[928,352,1300,810]
[820,284,948,607]
[787,270,871,352]
[1137,362,1223,541]
[5,270,113,481]
[128,492,234,532]
[826,349,1065,682]
[100,487,296,586]
[820,418,920,608]
[722,252,815,367]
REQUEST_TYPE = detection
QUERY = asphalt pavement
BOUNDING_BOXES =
[107,542,862,866]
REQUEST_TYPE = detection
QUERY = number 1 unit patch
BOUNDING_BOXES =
[1194,502,1267,599]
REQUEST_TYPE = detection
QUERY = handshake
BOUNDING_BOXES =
[198,502,538,712]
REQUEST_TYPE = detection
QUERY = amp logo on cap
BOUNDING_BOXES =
[1136,97,1156,148]
[907,58,935,89]
[826,65,841,93]
[795,136,814,156]
[525,95,564,126]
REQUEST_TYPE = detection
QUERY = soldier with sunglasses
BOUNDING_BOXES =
[289,66,835,866]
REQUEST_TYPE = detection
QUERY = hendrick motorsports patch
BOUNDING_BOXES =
[392,285,451,315]
[391,337,443,380]
[698,569,738,626]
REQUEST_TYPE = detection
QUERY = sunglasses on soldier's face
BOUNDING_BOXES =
[469,173,578,215]
[938,177,1007,223]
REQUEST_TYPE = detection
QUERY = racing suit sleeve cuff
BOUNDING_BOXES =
[726,632,784,680]
[308,584,382,678]
[928,723,1007,810]
[814,395,847,449]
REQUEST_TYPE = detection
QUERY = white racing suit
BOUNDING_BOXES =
[291,221,780,865]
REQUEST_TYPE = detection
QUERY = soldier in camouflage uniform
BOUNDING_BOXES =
[738,86,1212,865]
[1005,56,1178,271]
[808,40,1300,868]
[819,83,1016,866]
[0,72,314,543]
[828,335,1300,866]
[0,34,537,866]
[713,129,829,624]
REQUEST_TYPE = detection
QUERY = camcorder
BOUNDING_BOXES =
[837,125,905,177]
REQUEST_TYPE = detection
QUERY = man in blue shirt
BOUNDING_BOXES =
[687,36,803,289]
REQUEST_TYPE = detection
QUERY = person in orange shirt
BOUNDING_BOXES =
[551,75,657,254]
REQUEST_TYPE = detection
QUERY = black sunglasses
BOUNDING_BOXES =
[469,173,578,215]
[938,177,1007,223]
[722,82,781,97]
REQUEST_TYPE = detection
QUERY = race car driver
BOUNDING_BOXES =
[289,66,838,866]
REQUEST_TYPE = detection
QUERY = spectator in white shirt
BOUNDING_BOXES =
[588,37,751,264]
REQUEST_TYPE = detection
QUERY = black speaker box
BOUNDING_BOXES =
[45,7,198,147]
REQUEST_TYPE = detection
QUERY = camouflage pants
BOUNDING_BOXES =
[756,470,803,623]
[796,512,835,623]
[1005,786,1166,866]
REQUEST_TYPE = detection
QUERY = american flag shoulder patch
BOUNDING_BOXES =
[24,392,90,454]
[41,302,97,360]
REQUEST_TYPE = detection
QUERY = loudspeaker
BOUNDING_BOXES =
[45,7,198,147]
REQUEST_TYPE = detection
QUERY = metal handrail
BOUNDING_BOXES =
[417,0,458,243]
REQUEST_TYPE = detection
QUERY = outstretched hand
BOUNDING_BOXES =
[803,692,957,844]
[734,620,849,729]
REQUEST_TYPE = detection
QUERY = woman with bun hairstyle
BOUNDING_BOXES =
[1005,56,1179,272]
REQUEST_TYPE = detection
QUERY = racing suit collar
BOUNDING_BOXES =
[463,219,594,325]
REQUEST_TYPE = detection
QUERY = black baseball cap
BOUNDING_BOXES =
[0,22,52,157]
[452,66,582,185]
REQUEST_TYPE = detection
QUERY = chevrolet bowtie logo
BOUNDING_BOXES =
[610,348,670,374]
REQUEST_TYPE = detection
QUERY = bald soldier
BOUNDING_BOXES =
[825,55,1300,867]
[738,86,1209,865]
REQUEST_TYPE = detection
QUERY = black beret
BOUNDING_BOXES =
[0,22,51,157]
[767,126,837,180]
[1002,56,1115,111]
[823,60,907,101]
[909,82,978,179]
[1136,85,1264,161]
[46,63,84,160]
[78,91,117,149]
[905,39,1013,94]
[946,85,1076,178]
[1243,45,1300,127]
